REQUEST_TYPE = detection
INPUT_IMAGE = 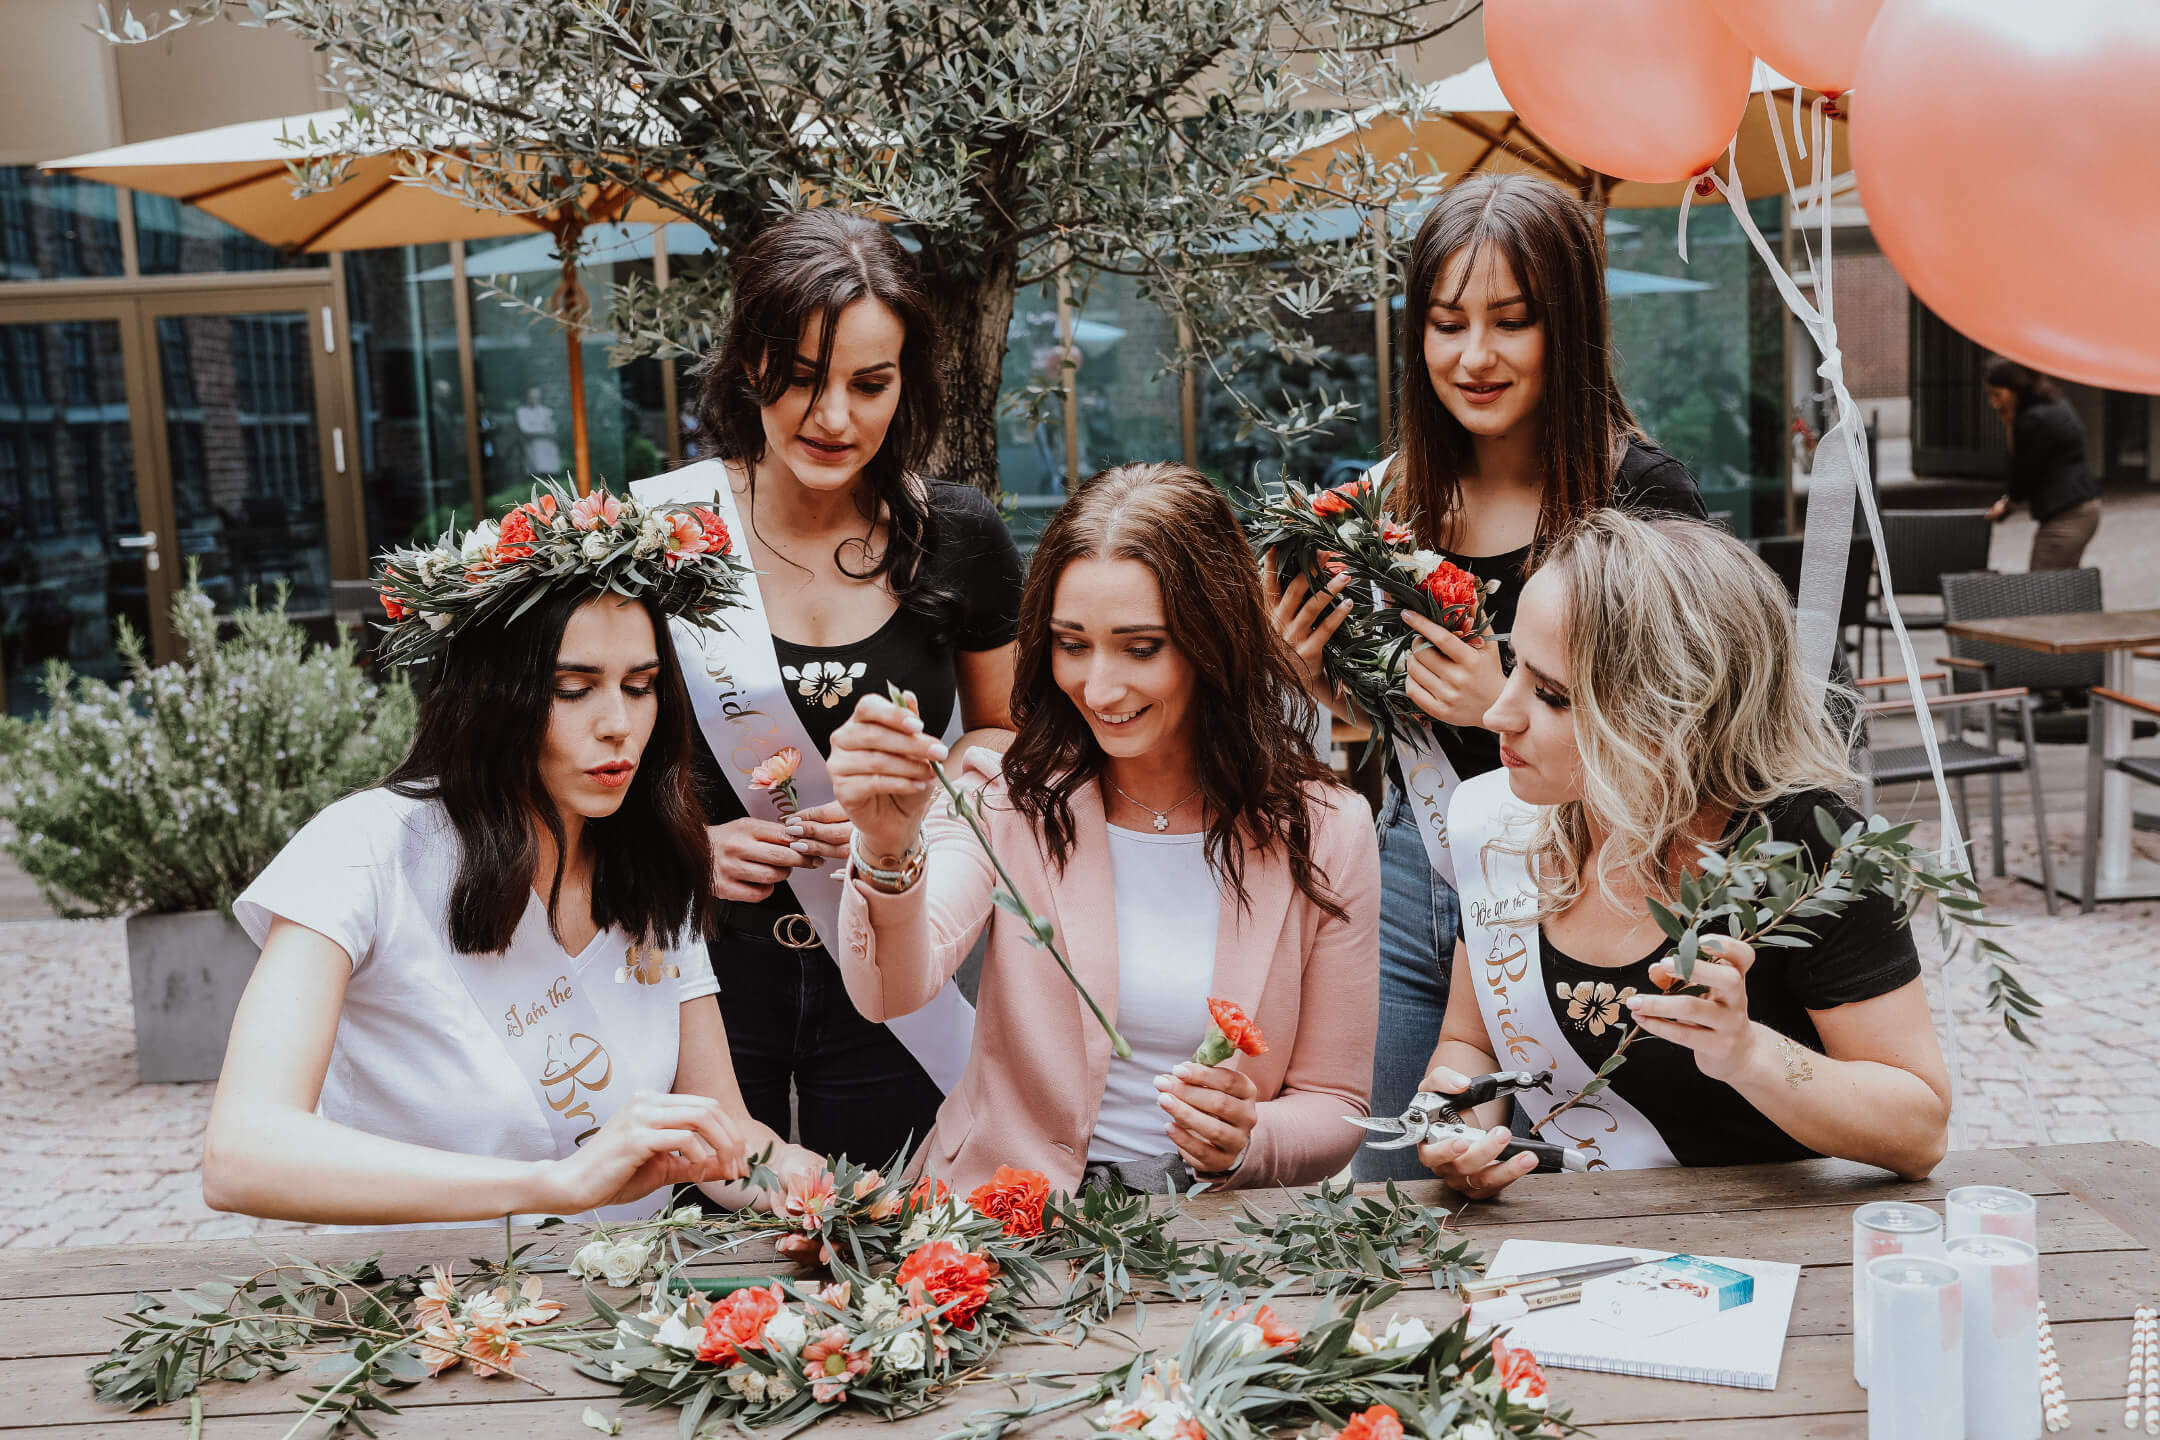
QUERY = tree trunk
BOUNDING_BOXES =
[920,246,1019,496]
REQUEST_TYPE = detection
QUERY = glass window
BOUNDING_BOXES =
[0,167,125,282]
[133,192,327,277]
[464,225,677,512]
[344,244,471,551]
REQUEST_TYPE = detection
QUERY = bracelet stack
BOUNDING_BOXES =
[849,832,925,894]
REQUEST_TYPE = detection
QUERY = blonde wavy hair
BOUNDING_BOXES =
[1503,510,1859,914]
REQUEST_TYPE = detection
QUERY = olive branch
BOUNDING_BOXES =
[1531,809,2040,1138]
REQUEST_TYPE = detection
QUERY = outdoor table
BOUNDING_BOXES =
[1944,609,2160,903]
[6,1143,2157,1437]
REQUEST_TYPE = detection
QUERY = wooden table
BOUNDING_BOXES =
[1946,608,2160,903]
[9,1144,2158,1437]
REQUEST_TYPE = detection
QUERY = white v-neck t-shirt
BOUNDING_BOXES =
[1087,824,1221,1165]
[234,787,718,1224]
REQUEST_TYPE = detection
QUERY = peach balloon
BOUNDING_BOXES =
[1852,0,2160,393]
[1485,0,1755,184]
[1708,0,1886,95]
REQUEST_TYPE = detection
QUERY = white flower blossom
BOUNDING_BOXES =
[859,1280,902,1327]
[651,1306,702,1354]
[461,519,501,561]
[899,1199,970,1246]
[1405,548,1445,582]
[1508,1385,1547,1411]
[1446,1423,1498,1440]
[766,1373,797,1401]
[763,1307,808,1356]
[1345,1326,1377,1356]
[1381,1315,1435,1351]
[609,1360,638,1382]
[425,612,451,631]
[1139,1401,1197,1440]
[882,1327,928,1371]
[569,1240,614,1281]
[582,530,613,562]
[727,1367,769,1401]
[1228,1323,1269,1357]
[599,1241,651,1289]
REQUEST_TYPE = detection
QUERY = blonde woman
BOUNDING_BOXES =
[1419,512,1950,1197]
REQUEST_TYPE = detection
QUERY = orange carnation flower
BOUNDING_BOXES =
[696,1283,784,1367]
[895,1239,996,1331]
[1417,559,1483,638]
[493,508,538,565]
[1491,1336,1549,1405]
[967,1166,1051,1238]
[1337,1405,1404,1440]
[1310,479,1366,517]
[1194,997,1267,1065]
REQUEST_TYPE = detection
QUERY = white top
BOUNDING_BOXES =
[1087,824,1221,1166]
[234,787,719,1225]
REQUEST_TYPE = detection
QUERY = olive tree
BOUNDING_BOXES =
[109,0,1480,491]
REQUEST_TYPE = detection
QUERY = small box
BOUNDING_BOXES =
[1583,1254,1755,1337]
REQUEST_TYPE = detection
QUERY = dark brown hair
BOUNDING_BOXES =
[696,208,956,628]
[999,462,1347,919]
[1395,173,1641,556]
[385,589,716,955]
[1983,356,2063,412]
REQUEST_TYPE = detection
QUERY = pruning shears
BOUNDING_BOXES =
[1344,1069,1589,1174]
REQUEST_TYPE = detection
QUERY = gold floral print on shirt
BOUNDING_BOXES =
[616,943,680,986]
[1555,979,1637,1036]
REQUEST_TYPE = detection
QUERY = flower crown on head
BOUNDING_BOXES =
[372,478,749,669]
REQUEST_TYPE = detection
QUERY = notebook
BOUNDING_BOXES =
[1469,1239,1801,1390]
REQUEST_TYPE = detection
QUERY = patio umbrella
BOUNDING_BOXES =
[44,109,692,494]
[1280,60,1849,212]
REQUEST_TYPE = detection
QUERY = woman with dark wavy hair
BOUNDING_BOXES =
[634,207,1024,1166]
[824,463,1380,1194]
[1267,173,1706,1182]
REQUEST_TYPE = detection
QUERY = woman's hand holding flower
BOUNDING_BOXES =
[1624,936,1764,1083]
[1262,553,1353,698]
[1401,610,1505,727]
[530,1089,754,1216]
[1155,1061,1260,1177]
[828,691,948,860]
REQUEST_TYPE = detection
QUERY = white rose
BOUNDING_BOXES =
[1140,1401,1195,1440]
[763,1307,808,1357]
[670,1205,705,1223]
[651,1306,702,1354]
[570,1239,613,1280]
[599,1241,651,1289]
[1381,1315,1435,1351]
[583,530,613,562]
[1344,1326,1377,1356]
[1408,549,1444,582]
[461,520,500,561]
[883,1328,928,1371]
[859,1280,901,1323]
[1447,1424,1498,1440]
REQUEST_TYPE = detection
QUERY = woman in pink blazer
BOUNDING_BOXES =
[827,462,1379,1195]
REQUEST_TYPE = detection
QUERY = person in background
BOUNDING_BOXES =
[829,463,1379,1195]
[1984,356,2101,571]
[1266,172,1705,1182]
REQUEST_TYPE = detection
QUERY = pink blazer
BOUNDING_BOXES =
[835,749,1380,1195]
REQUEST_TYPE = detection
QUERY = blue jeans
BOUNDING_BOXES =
[1352,786,1459,1182]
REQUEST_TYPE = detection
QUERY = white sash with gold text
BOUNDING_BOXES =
[1447,769,1680,1171]
[631,462,975,1094]
[447,911,662,1220]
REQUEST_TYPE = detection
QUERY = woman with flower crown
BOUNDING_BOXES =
[632,209,1024,1169]
[203,486,823,1227]
[1267,175,1708,1182]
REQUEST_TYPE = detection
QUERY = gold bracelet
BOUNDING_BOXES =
[849,832,925,894]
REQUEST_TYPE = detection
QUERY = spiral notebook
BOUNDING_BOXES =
[1469,1240,1801,1390]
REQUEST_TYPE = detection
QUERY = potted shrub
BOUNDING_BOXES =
[0,581,414,1082]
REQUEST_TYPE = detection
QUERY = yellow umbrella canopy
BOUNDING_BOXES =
[45,109,691,492]
[1282,60,1849,211]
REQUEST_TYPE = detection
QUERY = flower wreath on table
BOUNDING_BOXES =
[371,478,751,670]
[1250,471,1498,755]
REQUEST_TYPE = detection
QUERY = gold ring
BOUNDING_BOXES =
[773,913,821,951]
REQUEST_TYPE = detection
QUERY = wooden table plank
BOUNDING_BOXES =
[7,1145,2145,1436]
[1943,609,2160,655]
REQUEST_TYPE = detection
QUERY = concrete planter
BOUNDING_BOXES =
[124,909,255,1084]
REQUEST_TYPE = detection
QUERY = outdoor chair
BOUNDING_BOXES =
[1858,509,1993,677]
[1750,534,1872,670]
[1854,670,2058,916]
[1938,568,2159,747]
[2082,687,2160,913]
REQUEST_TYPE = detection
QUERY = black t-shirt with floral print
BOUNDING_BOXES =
[690,480,1023,930]
[1462,789,1923,1167]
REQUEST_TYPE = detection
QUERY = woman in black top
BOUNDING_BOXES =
[636,209,1023,1167]
[1422,512,1949,1193]
[1984,357,2101,571]
[1267,173,1705,1180]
